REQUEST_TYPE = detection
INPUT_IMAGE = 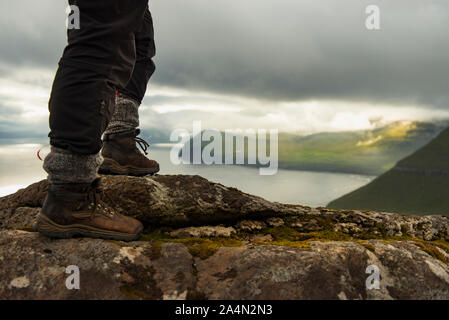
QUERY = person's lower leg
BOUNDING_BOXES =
[103,94,140,135]
[36,0,149,241]
[104,8,156,136]
[100,8,159,176]
[43,147,102,184]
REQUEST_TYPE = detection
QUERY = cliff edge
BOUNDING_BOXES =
[1,175,449,299]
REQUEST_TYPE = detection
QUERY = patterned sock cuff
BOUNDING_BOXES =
[43,147,103,184]
[104,94,140,135]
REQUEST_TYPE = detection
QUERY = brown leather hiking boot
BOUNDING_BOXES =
[99,129,160,176]
[35,178,143,241]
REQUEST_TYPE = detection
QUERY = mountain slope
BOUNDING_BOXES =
[277,120,443,175]
[181,121,447,175]
[328,127,449,216]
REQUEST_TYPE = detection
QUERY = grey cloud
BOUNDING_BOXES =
[0,1,67,68]
[151,0,449,108]
[0,0,448,109]
[0,102,48,141]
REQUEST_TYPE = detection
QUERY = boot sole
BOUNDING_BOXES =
[34,213,142,242]
[99,158,160,177]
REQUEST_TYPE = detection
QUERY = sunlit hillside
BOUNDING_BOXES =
[183,120,448,176]
[276,120,446,175]
[328,127,449,215]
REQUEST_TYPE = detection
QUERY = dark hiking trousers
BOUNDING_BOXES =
[48,0,155,155]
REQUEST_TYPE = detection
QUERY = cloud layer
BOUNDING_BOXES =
[0,0,448,141]
[151,0,449,107]
[1,1,448,107]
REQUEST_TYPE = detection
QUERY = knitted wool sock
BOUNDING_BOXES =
[43,146,103,184]
[104,94,140,135]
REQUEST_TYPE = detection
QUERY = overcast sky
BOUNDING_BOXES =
[0,0,448,142]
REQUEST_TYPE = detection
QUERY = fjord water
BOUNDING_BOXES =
[0,144,374,207]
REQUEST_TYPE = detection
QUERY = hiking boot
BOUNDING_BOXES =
[99,129,160,176]
[35,178,143,241]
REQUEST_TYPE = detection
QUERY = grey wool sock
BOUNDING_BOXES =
[43,147,103,184]
[104,94,140,135]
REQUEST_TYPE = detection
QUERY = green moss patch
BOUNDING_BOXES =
[139,228,449,264]
[265,226,351,242]
[414,241,449,265]
[140,233,242,260]
[14,226,36,232]
[255,240,311,249]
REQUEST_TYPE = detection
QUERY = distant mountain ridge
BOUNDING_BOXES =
[4,120,446,177]
[276,120,448,175]
[328,126,449,216]
[181,120,449,176]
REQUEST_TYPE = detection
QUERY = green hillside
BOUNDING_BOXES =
[277,120,444,175]
[182,120,447,175]
[328,127,449,216]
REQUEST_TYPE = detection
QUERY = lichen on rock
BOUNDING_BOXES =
[0,175,449,300]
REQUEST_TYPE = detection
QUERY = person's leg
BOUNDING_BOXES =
[121,8,156,105]
[37,0,149,241]
[46,0,149,181]
[100,8,159,176]
[106,8,156,135]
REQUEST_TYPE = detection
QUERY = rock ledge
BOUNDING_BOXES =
[0,175,448,300]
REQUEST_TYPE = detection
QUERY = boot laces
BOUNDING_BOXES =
[135,136,150,155]
[86,185,115,219]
